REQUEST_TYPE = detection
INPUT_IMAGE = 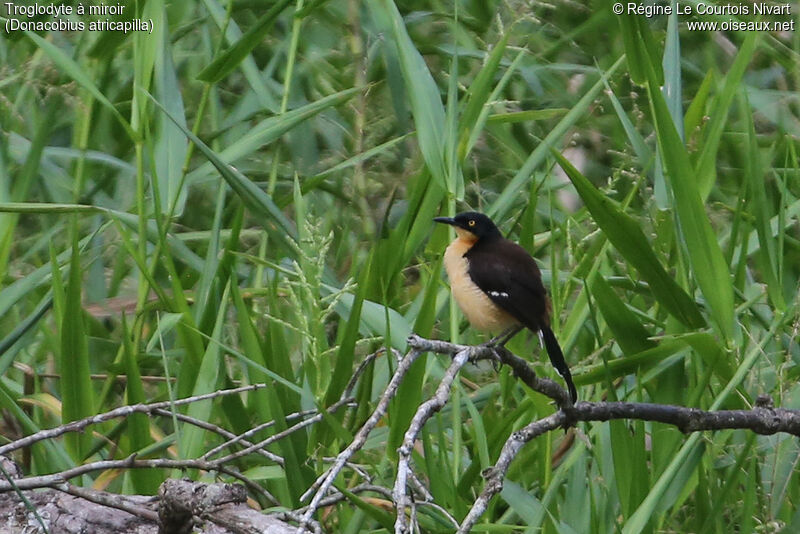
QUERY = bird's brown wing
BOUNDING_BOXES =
[465,238,577,402]
[464,239,550,331]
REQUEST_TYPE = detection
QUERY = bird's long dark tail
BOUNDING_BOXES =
[540,326,577,403]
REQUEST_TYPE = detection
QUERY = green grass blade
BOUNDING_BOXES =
[197,0,294,83]
[645,67,735,341]
[179,283,229,460]
[153,13,189,215]
[695,32,758,199]
[0,294,52,366]
[185,87,362,183]
[199,0,278,110]
[552,149,705,329]
[589,273,655,356]
[489,55,625,219]
[577,340,686,386]
[485,108,568,125]
[60,221,95,459]
[23,31,135,141]
[457,32,510,160]
[147,93,298,248]
[121,314,160,494]
[323,255,369,407]
[601,78,653,171]
[661,9,683,141]
[616,13,663,86]
[739,94,785,310]
[370,0,447,187]
[684,69,714,141]
[462,49,526,160]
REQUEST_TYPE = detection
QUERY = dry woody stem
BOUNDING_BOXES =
[401,335,800,533]
[2,337,797,533]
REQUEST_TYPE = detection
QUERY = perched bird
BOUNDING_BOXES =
[434,211,577,403]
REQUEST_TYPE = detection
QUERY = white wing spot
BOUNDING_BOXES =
[488,290,509,298]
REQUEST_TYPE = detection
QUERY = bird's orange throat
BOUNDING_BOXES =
[454,227,478,243]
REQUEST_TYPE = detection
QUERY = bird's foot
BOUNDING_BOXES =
[469,344,503,369]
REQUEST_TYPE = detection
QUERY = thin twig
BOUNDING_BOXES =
[0,384,267,457]
[297,347,424,532]
[1,457,247,492]
[406,334,571,407]
[457,412,567,533]
[214,396,355,465]
[202,406,326,460]
[153,408,284,465]
[394,348,470,533]
[56,482,159,523]
[401,335,800,532]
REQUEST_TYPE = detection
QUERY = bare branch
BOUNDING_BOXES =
[400,335,800,532]
[214,397,355,465]
[394,348,470,533]
[297,347,424,531]
[573,398,800,435]
[0,384,267,457]
[406,334,571,407]
[154,408,284,465]
[56,482,159,523]
[458,412,567,533]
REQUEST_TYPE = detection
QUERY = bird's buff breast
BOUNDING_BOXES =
[443,239,518,333]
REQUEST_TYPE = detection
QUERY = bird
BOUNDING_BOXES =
[433,211,577,403]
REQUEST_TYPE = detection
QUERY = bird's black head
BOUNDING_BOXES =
[433,211,502,241]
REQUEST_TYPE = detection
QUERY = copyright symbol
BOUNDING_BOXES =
[613,3,623,14]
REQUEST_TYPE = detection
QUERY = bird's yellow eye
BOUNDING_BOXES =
[468,220,476,227]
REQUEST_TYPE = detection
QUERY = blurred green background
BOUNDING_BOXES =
[1,0,798,532]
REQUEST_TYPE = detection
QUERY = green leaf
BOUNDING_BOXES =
[661,9,683,141]
[489,55,625,219]
[695,32,758,199]
[461,49,526,161]
[485,108,569,124]
[323,254,369,407]
[589,273,655,356]
[369,0,447,187]
[185,86,362,185]
[179,283,229,460]
[739,94,785,310]
[23,31,135,140]
[684,69,714,140]
[337,485,396,530]
[457,32,510,159]
[617,13,663,86]
[148,93,299,249]
[60,221,95,459]
[552,149,705,330]
[577,339,686,386]
[121,314,160,494]
[197,0,294,83]
[645,65,735,341]
[153,11,189,215]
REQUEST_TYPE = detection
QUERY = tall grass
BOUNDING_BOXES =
[1,0,798,532]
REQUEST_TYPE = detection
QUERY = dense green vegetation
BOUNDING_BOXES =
[1,0,798,531]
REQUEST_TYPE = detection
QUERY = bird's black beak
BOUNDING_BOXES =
[433,216,457,226]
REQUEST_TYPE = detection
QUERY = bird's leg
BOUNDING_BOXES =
[485,325,523,348]
[483,325,523,371]
[476,326,521,369]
